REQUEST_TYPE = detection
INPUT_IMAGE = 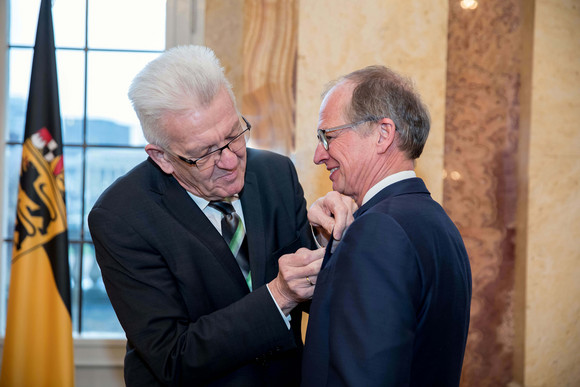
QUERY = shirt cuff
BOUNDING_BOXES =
[266,284,292,329]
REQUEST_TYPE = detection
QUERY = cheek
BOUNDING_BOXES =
[182,171,205,190]
[174,164,207,185]
[329,147,350,169]
[331,147,363,182]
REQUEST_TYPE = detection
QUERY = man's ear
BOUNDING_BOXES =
[376,117,396,153]
[145,144,174,174]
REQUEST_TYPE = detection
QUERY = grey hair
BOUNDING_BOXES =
[128,45,236,148]
[323,65,430,160]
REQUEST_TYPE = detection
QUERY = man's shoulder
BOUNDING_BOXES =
[350,184,440,238]
[362,184,464,249]
[246,148,295,176]
[92,158,157,209]
[347,210,402,239]
[247,147,292,165]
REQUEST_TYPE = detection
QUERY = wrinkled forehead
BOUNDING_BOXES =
[164,88,240,137]
[319,81,355,125]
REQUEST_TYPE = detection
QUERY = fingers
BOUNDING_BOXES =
[332,198,356,240]
[284,248,323,293]
[270,248,325,313]
[308,197,336,234]
[294,246,325,263]
[309,191,357,241]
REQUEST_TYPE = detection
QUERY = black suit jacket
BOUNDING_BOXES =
[88,148,315,386]
[302,178,472,387]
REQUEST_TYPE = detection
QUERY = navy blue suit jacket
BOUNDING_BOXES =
[89,148,315,386]
[302,177,471,387]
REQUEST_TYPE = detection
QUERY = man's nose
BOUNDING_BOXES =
[313,142,328,165]
[216,146,239,169]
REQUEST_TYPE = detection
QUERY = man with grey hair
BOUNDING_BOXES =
[302,66,472,386]
[88,45,342,386]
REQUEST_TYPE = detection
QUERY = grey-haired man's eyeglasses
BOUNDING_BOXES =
[316,118,378,151]
[166,116,251,170]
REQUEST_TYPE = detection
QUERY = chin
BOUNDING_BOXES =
[207,163,246,199]
[222,176,245,198]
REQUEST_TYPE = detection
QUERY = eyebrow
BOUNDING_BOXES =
[228,119,241,136]
[185,118,242,157]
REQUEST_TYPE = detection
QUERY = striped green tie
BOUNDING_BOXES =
[209,201,251,290]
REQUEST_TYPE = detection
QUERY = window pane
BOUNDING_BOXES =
[6,48,33,143]
[88,0,166,51]
[84,148,147,237]
[53,0,86,48]
[8,0,41,46]
[86,51,160,146]
[57,50,86,145]
[10,0,85,48]
[63,147,83,241]
[7,48,86,145]
[81,243,123,335]
[2,146,21,240]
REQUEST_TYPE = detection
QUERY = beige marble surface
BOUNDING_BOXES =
[520,0,580,384]
[241,0,298,154]
[205,0,245,104]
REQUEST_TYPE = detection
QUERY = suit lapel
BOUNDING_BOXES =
[320,237,335,271]
[149,160,249,292]
[239,170,267,289]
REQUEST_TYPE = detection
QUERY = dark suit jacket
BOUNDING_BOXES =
[88,148,315,386]
[302,178,471,387]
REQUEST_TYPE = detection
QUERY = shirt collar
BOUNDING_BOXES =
[361,170,416,206]
[187,192,240,211]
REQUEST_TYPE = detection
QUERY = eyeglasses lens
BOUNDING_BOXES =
[195,128,249,169]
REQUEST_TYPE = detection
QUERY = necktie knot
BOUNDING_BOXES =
[208,201,235,216]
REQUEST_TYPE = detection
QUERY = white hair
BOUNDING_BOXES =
[128,45,236,147]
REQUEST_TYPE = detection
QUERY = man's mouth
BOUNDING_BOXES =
[216,168,238,181]
[329,167,339,179]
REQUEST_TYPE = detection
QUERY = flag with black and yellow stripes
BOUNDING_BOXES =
[0,0,74,385]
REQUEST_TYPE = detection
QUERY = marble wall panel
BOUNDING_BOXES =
[445,0,522,385]
[205,0,245,103]
[241,0,298,155]
[518,0,580,385]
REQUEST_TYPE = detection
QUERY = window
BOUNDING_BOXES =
[1,0,167,337]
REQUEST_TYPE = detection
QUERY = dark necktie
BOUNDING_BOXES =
[208,201,251,290]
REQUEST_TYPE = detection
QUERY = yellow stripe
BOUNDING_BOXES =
[0,247,74,387]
